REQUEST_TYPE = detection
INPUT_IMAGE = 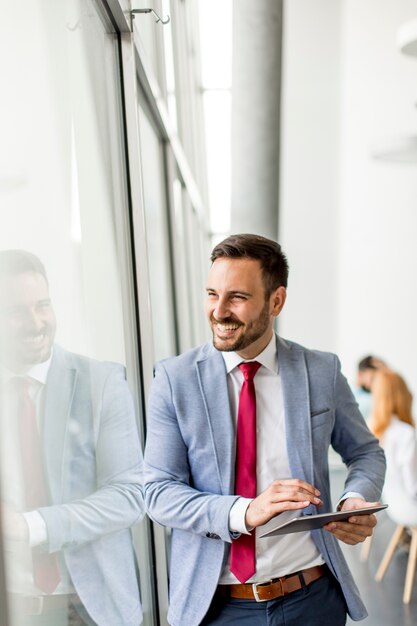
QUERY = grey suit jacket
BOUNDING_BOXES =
[144,335,386,626]
[39,345,144,626]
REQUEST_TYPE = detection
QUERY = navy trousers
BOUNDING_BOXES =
[201,571,347,626]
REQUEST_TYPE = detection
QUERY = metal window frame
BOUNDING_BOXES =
[0,486,9,626]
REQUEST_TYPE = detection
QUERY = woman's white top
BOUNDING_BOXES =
[382,416,417,525]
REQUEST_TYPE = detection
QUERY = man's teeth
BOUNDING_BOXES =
[21,334,45,345]
[217,324,239,331]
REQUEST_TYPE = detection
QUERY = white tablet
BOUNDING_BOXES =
[258,504,388,538]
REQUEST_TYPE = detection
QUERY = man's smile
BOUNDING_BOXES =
[19,332,48,347]
[211,317,243,337]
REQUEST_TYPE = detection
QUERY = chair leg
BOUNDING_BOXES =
[403,528,417,604]
[375,525,405,581]
[360,535,373,562]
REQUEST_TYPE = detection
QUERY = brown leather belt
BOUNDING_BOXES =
[10,593,77,615]
[219,564,327,602]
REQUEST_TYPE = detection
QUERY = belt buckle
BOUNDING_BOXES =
[252,579,281,602]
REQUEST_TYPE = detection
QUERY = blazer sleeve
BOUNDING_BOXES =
[330,356,386,502]
[144,362,238,543]
[38,365,144,553]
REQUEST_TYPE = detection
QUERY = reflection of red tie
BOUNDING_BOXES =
[11,377,60,593]
[230,361,261,583]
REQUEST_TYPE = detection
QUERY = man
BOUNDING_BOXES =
[144,234,386,626]
[0,250,144,625]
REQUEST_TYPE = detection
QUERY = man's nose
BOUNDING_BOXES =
[25,308,44,332]
[213,298,230,321]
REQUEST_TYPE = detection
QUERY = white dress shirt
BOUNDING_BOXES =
[1,353,75,594]
[219,334,324,584]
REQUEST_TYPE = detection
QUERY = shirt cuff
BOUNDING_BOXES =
[229,497,253,535]
[337,492,365,510]
[23,511,48,547]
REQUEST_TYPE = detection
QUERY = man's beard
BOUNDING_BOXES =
[211,299,270,353]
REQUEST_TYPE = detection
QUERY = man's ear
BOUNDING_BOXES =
[271,286,287,317]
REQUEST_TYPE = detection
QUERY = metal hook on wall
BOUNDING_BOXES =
[131,8,170,25]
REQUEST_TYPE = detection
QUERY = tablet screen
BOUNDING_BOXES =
[258,504,388,537]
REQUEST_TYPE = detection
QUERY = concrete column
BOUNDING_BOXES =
[231,0,283,238]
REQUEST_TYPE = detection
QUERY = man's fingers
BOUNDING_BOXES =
[326,521,371,535]
[270,490,322,506]
[268,500,311,515]
[348,514,377,527]
[328,514,377,530]
[325,526,370,544]
[325,515,376,544]
[272,479,320,496]
[246,479,323,527]
[328,530,365,545]
[269,480,322,504]
[246,496,312,527]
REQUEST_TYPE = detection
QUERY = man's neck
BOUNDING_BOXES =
[236,330,274,360]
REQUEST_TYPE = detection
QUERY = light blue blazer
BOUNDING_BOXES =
[39,345,144,626]
[145,335,386,626]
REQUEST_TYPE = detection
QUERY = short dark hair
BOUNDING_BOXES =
[210,234,289,295]
[0,250,48,283]
[358,356,377,371]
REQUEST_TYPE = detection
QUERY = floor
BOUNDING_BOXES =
[330,466,417,625]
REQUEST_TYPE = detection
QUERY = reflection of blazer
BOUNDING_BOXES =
[145,335,386,626]
[39,345,143,626]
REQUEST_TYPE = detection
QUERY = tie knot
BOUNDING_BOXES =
[238,361,261,381]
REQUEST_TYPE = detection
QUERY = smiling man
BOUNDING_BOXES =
[1,267,56,371]
[0,250,144,626]
[144,233,386,626]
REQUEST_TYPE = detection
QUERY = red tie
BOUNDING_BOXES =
[11,377,61,593]
[230,361,261,583]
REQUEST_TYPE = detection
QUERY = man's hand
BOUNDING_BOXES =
[324,497,379,545]
[1,505,29,542]
[245,479,322,528]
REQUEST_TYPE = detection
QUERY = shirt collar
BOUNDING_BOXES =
[27,352,53,385]
[221,333,278,374]
[1,350,53,386]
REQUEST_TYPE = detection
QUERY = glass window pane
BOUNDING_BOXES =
[0,2,150,624]
[138,104,177,361]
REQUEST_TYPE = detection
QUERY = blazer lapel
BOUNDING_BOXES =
[42,346,77,504]
[278,336,314,487]
[196,346,235,495]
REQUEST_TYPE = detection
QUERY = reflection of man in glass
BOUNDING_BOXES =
[0,250,144,626]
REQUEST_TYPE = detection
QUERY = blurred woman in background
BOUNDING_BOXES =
[370,370,417,521]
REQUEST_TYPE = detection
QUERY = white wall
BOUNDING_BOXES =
[280,0,417,394]
[338,0,417,391]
